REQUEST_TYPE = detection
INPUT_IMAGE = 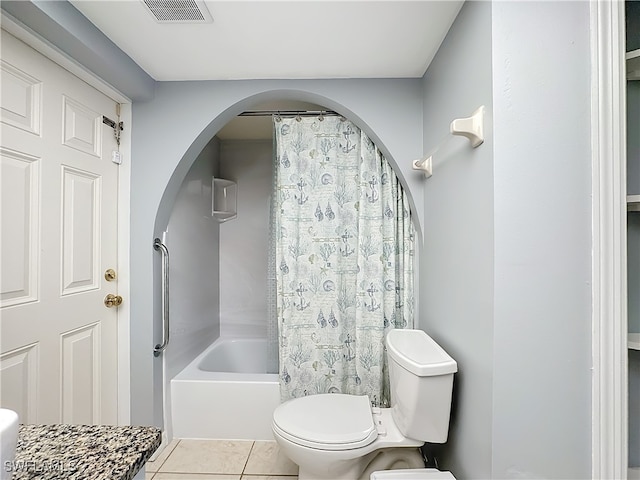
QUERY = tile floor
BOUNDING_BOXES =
[145,439,299,480]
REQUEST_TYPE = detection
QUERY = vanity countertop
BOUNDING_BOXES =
[10,423,161,480]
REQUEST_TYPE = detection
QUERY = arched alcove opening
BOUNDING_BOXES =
[147,88,424,441]
[154,90,421,239]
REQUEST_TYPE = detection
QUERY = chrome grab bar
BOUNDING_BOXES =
[153,238,170,357]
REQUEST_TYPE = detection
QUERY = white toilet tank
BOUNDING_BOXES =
[386,329,457,443]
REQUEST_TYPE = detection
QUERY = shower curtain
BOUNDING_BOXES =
[274,116,414,406]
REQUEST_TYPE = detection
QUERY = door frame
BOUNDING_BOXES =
[590,1,628,477]
[1,13,132,425]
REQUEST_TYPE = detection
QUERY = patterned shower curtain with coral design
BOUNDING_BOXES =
[274,116,414,406]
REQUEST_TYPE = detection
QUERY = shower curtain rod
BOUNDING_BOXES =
[238,110,340,118]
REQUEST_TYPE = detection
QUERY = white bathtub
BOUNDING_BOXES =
[171,337,280,440]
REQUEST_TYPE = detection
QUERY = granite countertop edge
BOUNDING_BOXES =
[12,424,161,480]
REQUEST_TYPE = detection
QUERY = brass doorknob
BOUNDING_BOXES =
[104,294,123,308]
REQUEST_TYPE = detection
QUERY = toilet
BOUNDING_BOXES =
[271,329,458,480]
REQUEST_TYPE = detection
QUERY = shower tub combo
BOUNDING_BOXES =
[171,337,280,440]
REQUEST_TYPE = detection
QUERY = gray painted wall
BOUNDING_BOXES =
[629,82,640,196]
[631,349,640,467]
[631,202,640,334]
[421,1,592,478]
[132,79,424,426]
[219,140,273,338]
[630,214,640,466]
[491,2,592,478]
[420,2,494,477]
[628,0,640,52]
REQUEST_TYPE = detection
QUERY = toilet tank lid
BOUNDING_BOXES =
[386,329,457,376]
[370,469,456,480]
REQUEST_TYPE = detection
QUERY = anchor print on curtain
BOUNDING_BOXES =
[274,116,415,406]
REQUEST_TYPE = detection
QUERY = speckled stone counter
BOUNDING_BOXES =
[10,424,161,480]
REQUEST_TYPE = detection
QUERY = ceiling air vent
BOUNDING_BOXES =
[142,0,213,24]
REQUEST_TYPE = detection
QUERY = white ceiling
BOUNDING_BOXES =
[69,0,463,81]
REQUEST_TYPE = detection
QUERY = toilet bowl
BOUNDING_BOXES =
[271,329,457,480]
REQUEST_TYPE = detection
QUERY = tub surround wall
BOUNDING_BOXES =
[218,140,273,338]
[165,136,221,380]
[421,1,592,478]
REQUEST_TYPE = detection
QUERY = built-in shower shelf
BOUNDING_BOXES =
[630,333,640,351]
[629,195,640,212]
[213,210,237,221]
[212,178,237,222]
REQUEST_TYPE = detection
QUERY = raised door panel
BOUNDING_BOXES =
[60,323,100,424]
[0,343,39,423]
[0,60,41,135]
[61,167,100,296]
[0,148,39,308]
[62,96,102,158]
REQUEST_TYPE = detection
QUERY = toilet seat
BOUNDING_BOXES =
[272,394,378,451]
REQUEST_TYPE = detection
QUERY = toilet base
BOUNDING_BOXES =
[297,447,425,480]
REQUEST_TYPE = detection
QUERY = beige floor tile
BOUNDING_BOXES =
[241,477,298,480]
[159,439,254,474]
[243,441,299,476]
[147,439,181,473]
[154,474,240,480]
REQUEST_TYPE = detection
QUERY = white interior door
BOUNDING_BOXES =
[0,30,120,425]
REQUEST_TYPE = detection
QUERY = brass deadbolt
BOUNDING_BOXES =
[105,269,117,281]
